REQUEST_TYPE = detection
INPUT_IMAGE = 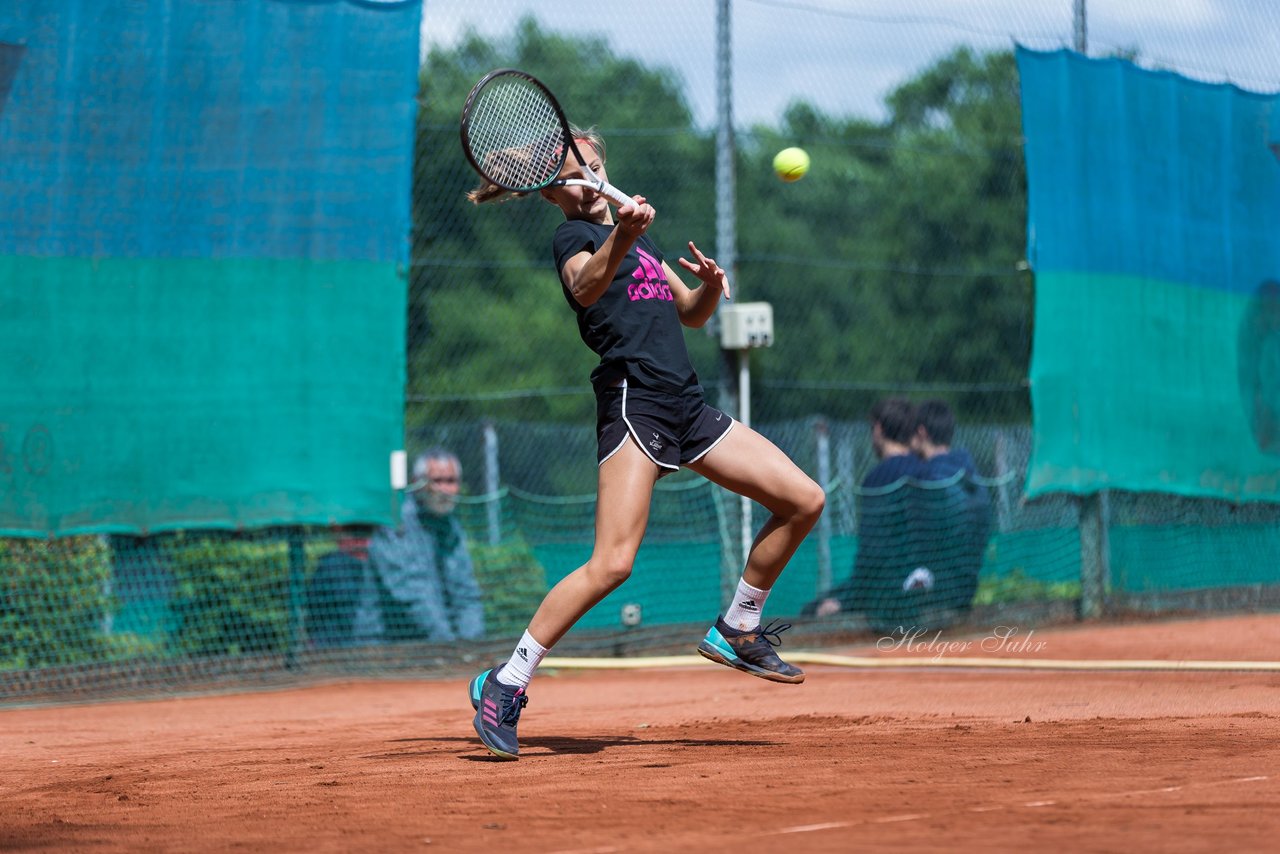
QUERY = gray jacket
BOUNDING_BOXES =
[354,497,485,643]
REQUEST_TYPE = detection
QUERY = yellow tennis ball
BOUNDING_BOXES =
[773,146,810,182]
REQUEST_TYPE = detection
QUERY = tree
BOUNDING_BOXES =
[409,31,1034,472]
[410,18,707,431]
[878,47,1031,413]
[737,47,1032,425]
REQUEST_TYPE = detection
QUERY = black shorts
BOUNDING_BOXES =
[596,380,734,471]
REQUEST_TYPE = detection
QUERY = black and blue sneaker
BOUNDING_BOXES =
[697,617,805,684]
[470,667,529,760]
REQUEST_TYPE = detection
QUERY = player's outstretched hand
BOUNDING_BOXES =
[677,241,731,300]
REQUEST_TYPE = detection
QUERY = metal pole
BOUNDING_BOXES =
[1073,0,1087,53]
[715,0,736,283]
[285,528,305,670]
[1078,492,1109,618]
[715,0,743,598]
[815,418,832,594]
[715,0,738,420]
[483,420,500,546]
[738,349,752,570]
[995,429,1013,534]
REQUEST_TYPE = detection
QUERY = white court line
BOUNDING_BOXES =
[541,653,1280,672]
[1107,786,1182,797]
[766,775,1271,837]
[1078,775,1269,803]
[776,822,853,834]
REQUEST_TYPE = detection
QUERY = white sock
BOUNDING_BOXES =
[722,577,770,631]
[496,630,548,689]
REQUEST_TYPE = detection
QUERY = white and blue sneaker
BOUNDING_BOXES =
[469,667,528,760]
[697,617,805,684]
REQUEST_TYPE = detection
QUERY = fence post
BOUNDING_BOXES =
[994,429,1013,534]
[483,420,501,546]
[1074,0,1088,54]
[1078,491,1110,618]
[711,485,739,608]
[285,528,305,669]
[715,0,739,611]
[814,418,832,595]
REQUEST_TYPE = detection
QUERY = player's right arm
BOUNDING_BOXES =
[560,197,654,306]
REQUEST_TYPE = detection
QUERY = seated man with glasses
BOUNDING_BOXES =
[354,448,486,643]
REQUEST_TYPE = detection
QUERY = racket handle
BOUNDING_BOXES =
[556,178,635,207]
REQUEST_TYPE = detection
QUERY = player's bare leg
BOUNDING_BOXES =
[471,438,659,759]
[689,423,825,683]
[528,439,661,647]
[691,423,824,587]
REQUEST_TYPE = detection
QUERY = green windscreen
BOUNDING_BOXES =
[0,1,420,535]
[1018,48,1280,502]
[0,257,404,534]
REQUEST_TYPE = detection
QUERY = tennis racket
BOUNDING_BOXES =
[459,68,633,206]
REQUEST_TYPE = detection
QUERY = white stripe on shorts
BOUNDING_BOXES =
[618,378,678,471]
[687,417,735,463]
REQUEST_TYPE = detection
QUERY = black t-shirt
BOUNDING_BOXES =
[552,219,699,394]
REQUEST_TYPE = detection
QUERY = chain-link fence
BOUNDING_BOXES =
[3,0,1279,704]
[405,0,1280,634]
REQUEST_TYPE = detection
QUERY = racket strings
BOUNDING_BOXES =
[466,79,566,191]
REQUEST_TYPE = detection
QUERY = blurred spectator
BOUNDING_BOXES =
[354,449,485,643]
[862,396,929,488]
[912,398,979,482]
[911,399,993,614]
[806,397,928,619]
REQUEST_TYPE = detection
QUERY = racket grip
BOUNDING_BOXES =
[557,178,635,207]
[600,183,635,207]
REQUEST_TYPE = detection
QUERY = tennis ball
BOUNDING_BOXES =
[772,146,810,182]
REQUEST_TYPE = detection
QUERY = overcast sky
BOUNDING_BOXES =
[420,0,1279,126]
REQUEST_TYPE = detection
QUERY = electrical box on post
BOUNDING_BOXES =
[718,302,774,349]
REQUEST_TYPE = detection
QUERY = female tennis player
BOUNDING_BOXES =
[466,127,825,760]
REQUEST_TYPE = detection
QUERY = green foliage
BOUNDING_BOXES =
[411,26,1033,442]
[411,18,716,432]
[470,536,548,639]
[99,631,166,662]
[0,536,115,670]
[166,534,290,658]
[740,48,1032,424]
[974,569,1081,606]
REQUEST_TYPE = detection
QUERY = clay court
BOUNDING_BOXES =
[4,613,1278,852]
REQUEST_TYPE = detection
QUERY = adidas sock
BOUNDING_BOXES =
[496,630,548,689]
[722,577,770,631]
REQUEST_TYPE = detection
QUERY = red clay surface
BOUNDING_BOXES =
[3,614,1279,852]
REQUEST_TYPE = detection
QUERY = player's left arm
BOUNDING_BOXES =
[665,240,731,328]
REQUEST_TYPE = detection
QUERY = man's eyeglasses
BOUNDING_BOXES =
[428,476,460,485]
